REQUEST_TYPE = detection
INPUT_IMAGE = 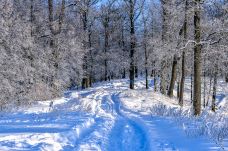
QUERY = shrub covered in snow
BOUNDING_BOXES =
[150,104,228,150]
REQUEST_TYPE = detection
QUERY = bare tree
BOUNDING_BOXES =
[48,0,65,92]
[179,0,188,106]
[193,0,202,116]
[124,0,144,89]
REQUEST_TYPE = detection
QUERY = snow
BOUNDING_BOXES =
[0,79,227,151]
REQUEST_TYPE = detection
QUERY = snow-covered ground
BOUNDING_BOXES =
[0,79,227,151]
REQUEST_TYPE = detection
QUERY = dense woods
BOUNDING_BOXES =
[0,0,227,115]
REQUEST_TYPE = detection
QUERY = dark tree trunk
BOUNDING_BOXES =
[104,59,108,81]
[153,61,157,92]
[129,0,135,89]
[121,25,126,79]
[177,81,180,98]
[81,9,89,89]
[143,15,149,89]
[135,65,138,78]
[145,65,149,89]
[82,78,89,89]
[193,0,202,116]
[104,16,109,81]
[168,55,178,97]
[203,69,206,108]
[88,24,93,87]
[154,76,157,92]
[179,51,185,106]
[48,0,56,84]
[179,0,188,107]
[160,60,166,94]
[191,71,193,103]
[89,76,92,87]
[30,0,34,37]
[212,64,218,112]
[111,72,114,80]
[82,60,89,89]
[122,69,126,79]
[225,73,228,83]
[28,0,35,86]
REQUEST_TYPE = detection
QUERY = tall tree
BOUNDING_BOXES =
[48,0,65,91]
[211,61,218,112]
[128,0,136,89]
[160,0,169,94]
[124,0,145,89]
[142,8,149,89]
[100,1,115,81]
[168,55,178,97]
[193,0,202,115]
[78,0,99,89]
[179,0,188,106]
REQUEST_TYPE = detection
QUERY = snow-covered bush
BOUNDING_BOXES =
[0,0,84,109]
[150,104,228,149]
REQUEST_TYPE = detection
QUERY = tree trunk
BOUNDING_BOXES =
[153,61,157,92]
[145,64,149,89]
[129,0,135,89]
[206,75,212,106]
[81,9,89,89]
[193,0,202,116]
[160,0,169,95]
[48,0,65,35]
[104,17,109,81]
[179,51,185,106]
[121,25,126,79]
[160,60,166,94]
[168,55,178,97]
[179,0,188,107]
[177,81,180,98]
[82,75,89,89]
[143,12,149,89]
[30,0,34,37]
[82,58,89,89]
[48,0,56,87]
[88,24,93,87]
[28,0,35,86]
[135,65,138,78]
[212,64,218,112]
[104,59,108,81]
[89,76,92,87]
[48,0,65,92]
[203,69,206,108]
[122,69,126,79]
[225,73,228,83]
[154,74,157,92]
[191,71,193,103]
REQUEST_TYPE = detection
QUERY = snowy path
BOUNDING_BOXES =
[0,80,226,151]
[107,94,151,151]
[74,85,223,151]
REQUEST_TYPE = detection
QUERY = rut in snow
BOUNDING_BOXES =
[107,94,151,151]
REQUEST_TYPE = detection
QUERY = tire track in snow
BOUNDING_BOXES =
[75,90,116,151]
[107,93,151,151]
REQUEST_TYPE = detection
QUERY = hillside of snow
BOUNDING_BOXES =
[0,79,227,151]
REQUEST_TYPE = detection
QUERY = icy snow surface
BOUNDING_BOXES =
[0,79,227,151]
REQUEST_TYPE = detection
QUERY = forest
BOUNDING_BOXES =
[0,0,227,114]
[0,0,228,150]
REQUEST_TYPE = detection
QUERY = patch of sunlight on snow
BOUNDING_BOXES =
[23,97,68,114]
[0,133,68,151]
